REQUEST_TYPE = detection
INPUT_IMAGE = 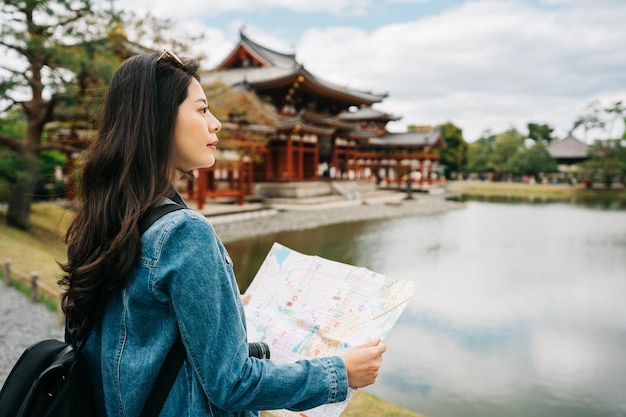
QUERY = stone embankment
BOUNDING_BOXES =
[212,192,464,243]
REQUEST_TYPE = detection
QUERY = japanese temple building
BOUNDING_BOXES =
[190,30,445,206]
[56,29,445,206]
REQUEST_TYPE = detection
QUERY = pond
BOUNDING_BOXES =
[225,200,626,417]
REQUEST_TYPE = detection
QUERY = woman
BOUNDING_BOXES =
[59,51,386,417]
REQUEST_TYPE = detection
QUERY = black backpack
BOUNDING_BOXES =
[0,202,186,417]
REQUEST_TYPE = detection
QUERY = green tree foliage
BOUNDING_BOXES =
[580,139,626,187]
[465,133,496,174]
[0,109,26,139]
[465,128,559,180]
[488,129,525,174]
[0,1,203,230]
[571,100,605,141]
[36,150,67,199]
[567,99,626,192]
[0,0,117,229]
[527,123,555,144]
[571,99,626,141]
[435,122,468,178]
[505,141,558,177]
[604,100,626,139]
[0,111,25,201]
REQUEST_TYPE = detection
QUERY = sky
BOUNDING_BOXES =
[112,0,626,142]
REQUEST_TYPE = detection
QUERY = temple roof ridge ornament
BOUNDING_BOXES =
[239,27,298,67]
[207,31,387,106]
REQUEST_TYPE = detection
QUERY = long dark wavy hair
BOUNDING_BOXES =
[59,52,200,333]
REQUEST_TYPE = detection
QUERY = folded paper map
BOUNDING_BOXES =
[243,242,415,417]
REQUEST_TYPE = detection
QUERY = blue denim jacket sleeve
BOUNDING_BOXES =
[148,209,348,413]
[84,208,348,417]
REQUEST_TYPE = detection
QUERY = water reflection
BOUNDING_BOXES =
[225,201,626,417]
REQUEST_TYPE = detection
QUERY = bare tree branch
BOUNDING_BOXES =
[0,39,27,57]
[56,10,91,29]
[0,98,20,114]
[38,141,85,154]
[0,64,26,78]
[0,133,24,152]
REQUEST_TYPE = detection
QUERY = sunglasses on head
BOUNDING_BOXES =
[157,48,184,66]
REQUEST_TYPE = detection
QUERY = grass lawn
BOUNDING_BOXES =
[261,390,425,417]
[0,202,71,305]
[448,180,626,202]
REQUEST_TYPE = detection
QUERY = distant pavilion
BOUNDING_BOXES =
[547,133,589,171]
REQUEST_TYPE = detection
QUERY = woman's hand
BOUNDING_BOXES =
[241,293,251,305]
[340,338,386,388]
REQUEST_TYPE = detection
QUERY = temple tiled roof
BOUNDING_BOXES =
[203,66,387,105]
[338,107,401,122]
[275,117,336,135]
[204,66,294,86]
[368,129,443,147]
[547,134,589,159]
[237,30,299,68]
[335,129,381,140]
[301,111,359,130]
[203,30,387,106]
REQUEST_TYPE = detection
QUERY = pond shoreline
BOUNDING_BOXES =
[209,179,626,245]
[211,193,465,244]
[448,179,626,200]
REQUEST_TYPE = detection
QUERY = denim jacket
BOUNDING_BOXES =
[84,199,348,417]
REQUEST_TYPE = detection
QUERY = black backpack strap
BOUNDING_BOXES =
[139,201,186,235]
[138,200,187,417]
[140,335,186,417]
[66,196,189,417]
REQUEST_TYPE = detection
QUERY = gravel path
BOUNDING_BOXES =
[0,285,65,386]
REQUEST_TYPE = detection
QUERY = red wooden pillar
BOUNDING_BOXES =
[246,162,254,195]
[418,159,424,187]
[427,160,433,185]
[286,135,293,180]
[186,179,194,199]
[228,167,235,189]
[396,160,402,186]
[313,140,319,180]
[237,164,245,205]
[265,148,272,180]
[297,140,304,180]
[197,169,207,210]
[350,147,357,179]
[331,138,338,179]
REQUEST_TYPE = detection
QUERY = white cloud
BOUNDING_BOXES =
[295,0,626,140]
[111,0,626,141]
[541,0,624,6]
[113,0,372,19]
[379,320,626,411]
